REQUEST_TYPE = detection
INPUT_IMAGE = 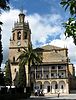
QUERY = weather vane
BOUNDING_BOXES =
[20,0,24,13]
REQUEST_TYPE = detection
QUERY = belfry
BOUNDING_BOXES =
[9,11,31,87]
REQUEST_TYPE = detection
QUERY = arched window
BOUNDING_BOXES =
[14,68,16,72]
[61,85,64,89]
[24,32,27,39]
[40,84,42,89]
[13,57,15,62]
[47,86,50,92]
[55,83,58,89]
[18,48,20,52]
[17,31,21,40]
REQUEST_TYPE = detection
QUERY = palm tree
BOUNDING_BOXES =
[17,44,42,94]
[0,0,10,25]
[0,0,10,68]
[0,0,10,11]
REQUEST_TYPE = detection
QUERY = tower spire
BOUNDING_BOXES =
[19,13,25,23]
[19,0,25,23]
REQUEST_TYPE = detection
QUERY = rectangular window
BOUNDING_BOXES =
[58,66,61,69]
[17,32,21,40]
[52,66,55,69]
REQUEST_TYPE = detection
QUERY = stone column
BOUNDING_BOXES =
[49,66,51,78]
[42,66,44,79]
[50,81,52,94]
[66,79,69,94]
[66,64,68,78]
[57,65,59,78]
[35,67,36,79]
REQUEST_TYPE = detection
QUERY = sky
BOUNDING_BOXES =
[1,0,76,73]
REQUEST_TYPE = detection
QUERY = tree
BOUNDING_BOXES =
[0,0,10,87]
[60,0,76,16]
[0,0,10,11]
[0,28,3,67]
[14,65,26,88]
[17,44,42,92]
[0,71,5,86]
[60,0,76,45]
[5,60,12,86]
[0,0,10,68]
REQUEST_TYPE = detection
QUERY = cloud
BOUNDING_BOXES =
[1,8,76,72]
[50,36,76,75]
[1,9,21,63]
[26,13,63,47]
[50,34,76,65]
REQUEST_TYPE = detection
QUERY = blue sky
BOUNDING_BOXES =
[9,0,70,20]
[1,0,76,72]
[9,0,70,46]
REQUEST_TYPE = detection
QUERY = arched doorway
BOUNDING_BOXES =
[35,81,42,91]
[59,81,65,93]
[31,82,34,92]
[44,81,50,93]
[51,81,57,93]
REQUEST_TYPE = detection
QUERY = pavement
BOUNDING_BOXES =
[29,94,76,100]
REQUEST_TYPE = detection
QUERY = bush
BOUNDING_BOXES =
[9,88,16,94]
[15,87,24,94]
[0,87,7,94]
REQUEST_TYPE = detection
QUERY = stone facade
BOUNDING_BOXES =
[8,12,75,95]
[30,45,73,95]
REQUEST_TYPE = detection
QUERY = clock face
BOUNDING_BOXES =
[17,41,21,46]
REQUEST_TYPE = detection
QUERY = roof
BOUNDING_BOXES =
[35,45,68,63]
[41,45,67,51]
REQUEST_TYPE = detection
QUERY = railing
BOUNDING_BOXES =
[31,74,67,79]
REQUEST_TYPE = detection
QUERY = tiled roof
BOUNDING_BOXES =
[41,45,62,50]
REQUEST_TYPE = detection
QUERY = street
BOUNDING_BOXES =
[21,94,76,100]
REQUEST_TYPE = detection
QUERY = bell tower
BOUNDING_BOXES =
[9,12,31,85]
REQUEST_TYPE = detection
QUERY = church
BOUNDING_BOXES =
[8,12,75,95]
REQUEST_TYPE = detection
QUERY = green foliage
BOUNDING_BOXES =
[60,0,76,16]
[14,71,19,87]
[17,44,42,67]
[18,65,26,88]
[60,0,76,45]
[0,0,10,11]
[0,33,3,67]
[17,44,42,88]
[5,60,12,86]
[63,18,76,44]
[0,0,10,68]
[0,22,3,25]
[14,64,26,88]
[0,72,5,85]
